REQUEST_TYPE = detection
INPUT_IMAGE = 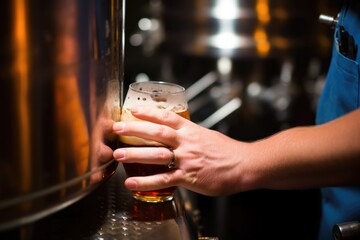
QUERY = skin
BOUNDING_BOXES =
[113,106,360,196]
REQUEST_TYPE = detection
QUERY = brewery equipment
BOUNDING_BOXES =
[126,0,335,131]
[0,0,124,231]
[160,0,328,58]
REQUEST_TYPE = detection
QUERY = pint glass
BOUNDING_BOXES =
[120,81,190,202]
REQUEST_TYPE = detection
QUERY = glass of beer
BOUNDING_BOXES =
[120,81,190,202]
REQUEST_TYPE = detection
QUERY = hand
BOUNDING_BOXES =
[90,117,117,184]
[113,106,248,196]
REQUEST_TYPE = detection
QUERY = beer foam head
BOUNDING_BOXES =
[120,81,187,146]
[123,81,188,112]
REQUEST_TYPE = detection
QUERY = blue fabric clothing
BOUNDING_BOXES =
[316,0,360,239]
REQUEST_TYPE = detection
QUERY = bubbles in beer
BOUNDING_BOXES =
[124,82,187,112]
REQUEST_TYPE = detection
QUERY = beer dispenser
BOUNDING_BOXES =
[0,0,124,231]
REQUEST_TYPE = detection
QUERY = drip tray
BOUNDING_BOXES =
[0,166,198,240]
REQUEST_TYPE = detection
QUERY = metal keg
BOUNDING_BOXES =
[0,0,124,230]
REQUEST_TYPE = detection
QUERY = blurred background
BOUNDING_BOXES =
[0,0,342,239]
[124,0,339,239]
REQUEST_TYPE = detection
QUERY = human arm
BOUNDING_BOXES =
[113,106,360,196]
[250,108,360,190]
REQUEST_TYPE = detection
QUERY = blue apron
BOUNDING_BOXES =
[316,0,360,239]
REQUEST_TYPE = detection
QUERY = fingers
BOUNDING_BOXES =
[113,121,178,147]
[114,145,183,192]
[130,106,188,130]
[113,106,191,147]
[124,170,183,191]
[113,106,192,192]
[114,147,173,165]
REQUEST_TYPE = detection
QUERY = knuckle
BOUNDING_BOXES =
[161,173,172,185]
[156,125,170,138]
[157,148,168,162]
[160,110,172,122]
[171,170,184,185]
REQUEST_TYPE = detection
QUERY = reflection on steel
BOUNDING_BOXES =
[186,71,218,102]
[318,14,338,29]
[0,0,124,230]
[199,98,242,129]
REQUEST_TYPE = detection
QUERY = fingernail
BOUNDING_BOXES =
[130,106,141,114]
[125,179,138,190]
[113,122,124,132]
[113,149,125,161]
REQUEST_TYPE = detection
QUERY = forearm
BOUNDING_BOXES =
[243,109,360,190]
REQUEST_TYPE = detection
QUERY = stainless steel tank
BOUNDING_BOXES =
[0,0,124,230]
[160,0,331,58]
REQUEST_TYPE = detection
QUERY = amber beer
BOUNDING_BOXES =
[120,81,189,203]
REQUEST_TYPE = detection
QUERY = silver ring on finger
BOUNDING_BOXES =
[167,148,177,169]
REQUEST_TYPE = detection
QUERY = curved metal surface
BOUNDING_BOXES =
[0,0,124,230]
